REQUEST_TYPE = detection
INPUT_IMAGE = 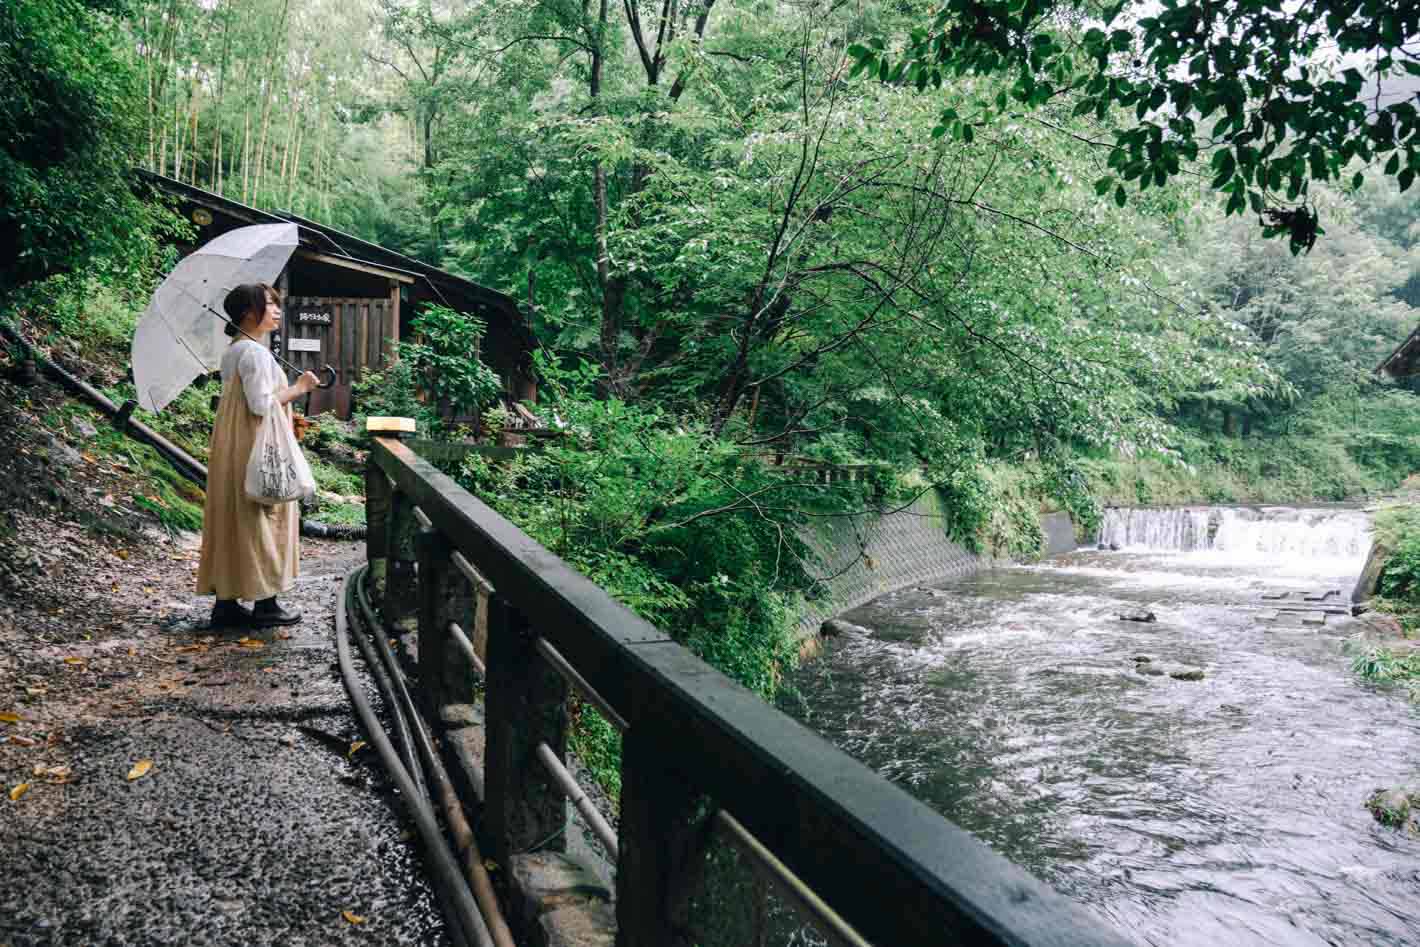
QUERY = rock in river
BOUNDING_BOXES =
[1119,609,1157,623]
[1366,787,1417,829]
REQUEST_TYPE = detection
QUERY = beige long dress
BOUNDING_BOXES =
[195,339,299,600]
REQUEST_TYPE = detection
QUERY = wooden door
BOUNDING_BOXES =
[281,296,394,418]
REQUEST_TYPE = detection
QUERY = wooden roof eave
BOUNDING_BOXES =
[1377,325,1420,378]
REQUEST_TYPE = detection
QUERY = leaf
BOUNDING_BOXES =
[126,759,153,781]
[1401,168,1415,192]
[9,735,38,747]
[347,740,366,758]
[9,782,30,801]
[63,657,85,666]
[1114,184,1127,207]
[115,549,129,560]
[342,911,366,926]
[238,637,265,649]
[0,712,21,724]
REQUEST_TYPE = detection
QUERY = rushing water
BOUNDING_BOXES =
[789,507,1420,946]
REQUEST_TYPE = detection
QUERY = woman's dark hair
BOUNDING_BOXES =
[222,283,279,338]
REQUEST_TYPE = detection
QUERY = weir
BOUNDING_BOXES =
[1098,505,1371,561]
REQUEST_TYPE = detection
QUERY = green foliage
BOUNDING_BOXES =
[309,456,362,497]
[0,0,155,293]
[1376,506,1420,605]
[352,357,442,435]
[852,0,1420,251]
[400,305,503,418]
[567,705,622,803]
[457,366,822,698]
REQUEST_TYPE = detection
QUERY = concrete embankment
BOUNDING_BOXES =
[797,489,1075,647]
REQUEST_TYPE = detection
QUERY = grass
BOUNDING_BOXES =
[309,455,363,497]
[309,500,367,527]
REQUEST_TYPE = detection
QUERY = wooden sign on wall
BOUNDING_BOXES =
[293,304,333,325]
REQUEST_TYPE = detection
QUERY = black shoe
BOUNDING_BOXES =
[210,600,254,629]
[251,600,301,627]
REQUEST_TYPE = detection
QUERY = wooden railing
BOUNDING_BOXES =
[366,434,1129,946]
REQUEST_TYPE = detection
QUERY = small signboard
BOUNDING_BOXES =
[293,304,333,325]
[288,337,322,353]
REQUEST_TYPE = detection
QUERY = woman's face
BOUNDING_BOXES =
[244,293,282,334]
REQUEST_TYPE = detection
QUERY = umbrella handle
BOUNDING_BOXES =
[316,364,337,389]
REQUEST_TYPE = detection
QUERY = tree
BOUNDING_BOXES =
[849,0,1420,252]
[0,0,150,293]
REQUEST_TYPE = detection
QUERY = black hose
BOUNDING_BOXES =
[354,572,447,797]
[335,566,495,947]
[344,573,429,805]
[353,569,516,947]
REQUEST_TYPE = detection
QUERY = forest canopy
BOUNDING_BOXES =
[3,0,1418,658]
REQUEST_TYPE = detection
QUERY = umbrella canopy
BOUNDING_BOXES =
[131,223,299,413]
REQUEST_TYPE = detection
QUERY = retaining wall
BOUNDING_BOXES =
[797,497,1076,641]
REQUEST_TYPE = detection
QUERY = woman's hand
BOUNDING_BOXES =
[275,371,323,406]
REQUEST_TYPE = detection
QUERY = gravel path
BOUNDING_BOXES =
[1,378,450,947]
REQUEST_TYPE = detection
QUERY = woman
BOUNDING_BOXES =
[195,283,320,628]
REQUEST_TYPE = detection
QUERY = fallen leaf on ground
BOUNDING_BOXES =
[237,637,265,649]
[115,550,129,560]
[0,712,22,724]
[126,759,153,781]
[174,643,208,653]
[261,667,276,674]
[33,764,71,781]
[62,657,85,666]
[127,646,137,656]
[341,911,366,925]
[347,740,366,758]
[9,783,30,801]
[81,453,97,464]
[9,735,38,747]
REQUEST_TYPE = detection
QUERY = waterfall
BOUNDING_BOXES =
[1097,506,1370,560]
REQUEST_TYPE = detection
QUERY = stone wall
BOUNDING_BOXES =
[797,496,1077,642]
[796,490,982,638]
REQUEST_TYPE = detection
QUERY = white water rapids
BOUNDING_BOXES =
[1098,506,1371,565]
[790,504,1420,947]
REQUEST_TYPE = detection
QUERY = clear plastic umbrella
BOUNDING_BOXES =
[130,222,332,413]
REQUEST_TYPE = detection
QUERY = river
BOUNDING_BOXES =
[789,506,1420,946]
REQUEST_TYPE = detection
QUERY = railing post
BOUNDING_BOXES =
[615,726,702,947]
[415,528,479,713]
[385,486,420,632]
[364,465,391,603]
[485,594,568,866]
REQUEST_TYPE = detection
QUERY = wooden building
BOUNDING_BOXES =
[138,170,537,419]
[1378,325,1420,379]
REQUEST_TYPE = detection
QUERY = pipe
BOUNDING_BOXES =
[353,571,513,947]
[535,742,619,858]
[2,321,207,485]
[449,622,486,678]
[345,573,429,804]
[335,566,494,947]
[1,320,366,540]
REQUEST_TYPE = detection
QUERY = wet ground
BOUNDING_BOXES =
[1,534,450,946]
[0,370,450,946]
[790,518,1420,947]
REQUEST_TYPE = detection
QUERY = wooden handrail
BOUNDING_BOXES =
[371,435,1129,947]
